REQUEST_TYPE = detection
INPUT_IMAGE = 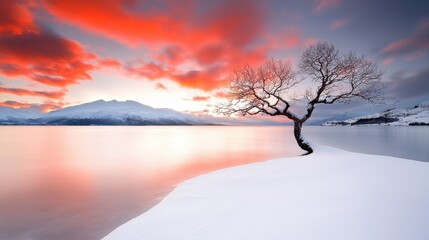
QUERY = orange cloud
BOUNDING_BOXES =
[43,0,192,47]
[127,60,229,91]
[0,86,66,99]
[0,100,63,111]
[195,44,225,66]
[98,58,121,68]
[0,100,32,108]
[170,68,226,91]
[43,0,267,49]
[43,0,270,91]
[38,101,64,112]
[127,62,167,80]
[0,28,96,87]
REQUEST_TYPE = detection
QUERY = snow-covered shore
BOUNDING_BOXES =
[103,146,429,240]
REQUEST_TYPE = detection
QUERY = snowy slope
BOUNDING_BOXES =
[324,102,429,126]
[0,100,210,125]
[0,106,43,124]
[103,146,429,240]
[42,100,207,125]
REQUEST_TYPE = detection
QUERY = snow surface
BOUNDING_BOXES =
[45,99,204,123]
[324,103,429,126]
[103,146,429,240]
[0,100,208,125]
[0,106,43,122]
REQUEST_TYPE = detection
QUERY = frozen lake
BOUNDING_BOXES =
[0,126,428,239]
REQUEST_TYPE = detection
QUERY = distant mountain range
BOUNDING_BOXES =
[6,99,426,126]
[0,100,210,125]
[323,102,429,126]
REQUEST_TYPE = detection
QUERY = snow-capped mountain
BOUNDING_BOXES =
[323,102,429,126]
[0,106,44,124]
[0,100,210,125]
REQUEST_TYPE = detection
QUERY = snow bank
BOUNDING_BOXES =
[103,146,429,240]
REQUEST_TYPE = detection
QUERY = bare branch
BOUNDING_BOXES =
[215,41,386,153]
[215,59,300,121]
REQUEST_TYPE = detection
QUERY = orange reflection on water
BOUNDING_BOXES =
[0,126,302,240]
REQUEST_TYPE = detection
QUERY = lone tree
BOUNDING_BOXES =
[216,42,384,154]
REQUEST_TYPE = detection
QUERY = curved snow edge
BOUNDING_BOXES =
[103,146,429,240]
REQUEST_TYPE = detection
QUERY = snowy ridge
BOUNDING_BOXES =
[0,107,43,124]
[103,146,429,240]
[0,100,210,125]
[323,102,429,126]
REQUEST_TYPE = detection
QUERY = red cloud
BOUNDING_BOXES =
[127,60,229,91]
[0,0,97,106]
[156,45,186,65]
[0,28,96,87]
[0,1,37,35]
[0,86,66,99]
[195,44,225,66]
[43,0,191,47]
[43,0,266,48]
[43,0,271,91]
[127,62,167,80]
[171,68,227,90]
[98,58,121,68]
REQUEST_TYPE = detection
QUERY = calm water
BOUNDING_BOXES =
[0,126,428,240]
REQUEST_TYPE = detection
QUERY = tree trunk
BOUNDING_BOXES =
[293,120,313,154]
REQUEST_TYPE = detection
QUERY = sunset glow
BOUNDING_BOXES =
[0,0,428,114]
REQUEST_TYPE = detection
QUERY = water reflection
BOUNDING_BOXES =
[304,126,429,162]
[0,126,303,240]
[2,125,427,240]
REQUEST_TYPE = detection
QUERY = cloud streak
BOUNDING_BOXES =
[0,100,63,112]
[0,86,66,99]
[381,18,429,59]
[330,18,348,30]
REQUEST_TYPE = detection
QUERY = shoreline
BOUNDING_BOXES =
[103,146,429,240]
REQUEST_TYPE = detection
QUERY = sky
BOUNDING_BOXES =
[0,0,428,121]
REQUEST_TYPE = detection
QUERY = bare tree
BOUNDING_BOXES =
[216,42,384,154]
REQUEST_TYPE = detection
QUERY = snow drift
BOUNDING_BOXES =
[103,146,429,240]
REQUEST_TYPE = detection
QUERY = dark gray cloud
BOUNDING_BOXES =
[388,67,429,99]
